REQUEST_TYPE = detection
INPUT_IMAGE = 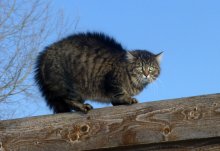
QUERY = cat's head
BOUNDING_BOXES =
[126,50,162,83]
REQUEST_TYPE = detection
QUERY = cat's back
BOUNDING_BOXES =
[38,32,127,88]
[49,32,125,56]
[68,32,125,51]
[41,32,126,76]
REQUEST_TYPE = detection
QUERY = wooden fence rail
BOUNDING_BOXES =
[0,93,220,151]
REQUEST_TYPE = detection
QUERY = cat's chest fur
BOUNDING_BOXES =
[123,72,148,96]
[80,68,147,102]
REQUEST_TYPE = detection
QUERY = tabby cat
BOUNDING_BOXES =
[35,32,162,113]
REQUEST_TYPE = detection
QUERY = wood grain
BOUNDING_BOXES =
[0,93,220,151]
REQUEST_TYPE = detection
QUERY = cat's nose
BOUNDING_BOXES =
[144,69,149,77]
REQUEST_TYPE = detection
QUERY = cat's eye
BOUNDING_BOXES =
[149,66,154,72]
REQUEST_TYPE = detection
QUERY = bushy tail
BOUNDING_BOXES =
[45,95,72,113]
[34,51,72,113]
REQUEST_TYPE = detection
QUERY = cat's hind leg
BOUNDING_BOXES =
[65,93,93,113]
[65,100,93,113]
[111,97,138,106]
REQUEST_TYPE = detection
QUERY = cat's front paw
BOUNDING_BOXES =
[81,103,93,113]
[128,98,138,104]
[111,97,138,106]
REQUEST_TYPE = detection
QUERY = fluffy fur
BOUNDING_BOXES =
[35,32,162,113]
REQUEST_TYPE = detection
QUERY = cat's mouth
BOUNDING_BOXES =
[142,69,151,82]
[143,69,155,83]
[143,69,149,78]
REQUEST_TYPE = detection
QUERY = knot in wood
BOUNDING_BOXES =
[188,107,200,120]
[80,124,90,133]
[213,103,218,107]
[163,126,171,136]
[68,132,80,143]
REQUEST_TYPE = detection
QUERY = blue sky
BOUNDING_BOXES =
[3,0,220,119]
[52,1,220,99]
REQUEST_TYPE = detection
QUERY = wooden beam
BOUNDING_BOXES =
[0,93,220,151]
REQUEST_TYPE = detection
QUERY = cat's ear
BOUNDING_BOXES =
[155,51,163,63]
[126,51,135,62]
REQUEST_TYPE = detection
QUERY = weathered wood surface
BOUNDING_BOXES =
[0,93,220,151]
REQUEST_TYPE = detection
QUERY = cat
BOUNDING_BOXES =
[34,32,162,114]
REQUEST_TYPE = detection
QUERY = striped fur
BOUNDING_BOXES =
[34,32,161,113]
